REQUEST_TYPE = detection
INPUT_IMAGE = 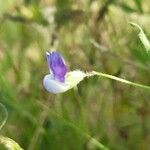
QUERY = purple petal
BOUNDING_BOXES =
[46,51,67,82]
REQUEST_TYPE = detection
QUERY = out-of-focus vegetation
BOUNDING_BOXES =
[0,0,150,149]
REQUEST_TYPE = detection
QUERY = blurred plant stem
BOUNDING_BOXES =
[0,103,8,130]
[90,39,150,72]
[96,0,116,23]
[27,95,55,150]
[40,102,110,150]
[0,74,36,125]
[3,13,32,23]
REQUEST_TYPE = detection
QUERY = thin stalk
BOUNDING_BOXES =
[0,103,8,130]
[40,103,109,150]
[63,120,109,150]
[88,71,150,90]
[28,95,54,150]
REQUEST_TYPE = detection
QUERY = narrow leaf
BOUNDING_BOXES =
[0,136,23,150]
[129,22,150,53]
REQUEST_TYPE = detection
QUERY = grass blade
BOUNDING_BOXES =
[129,22,150,53]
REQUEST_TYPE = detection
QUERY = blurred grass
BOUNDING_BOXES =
[0,0,150,150]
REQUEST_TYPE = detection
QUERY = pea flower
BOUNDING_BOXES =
[43,51,86,94]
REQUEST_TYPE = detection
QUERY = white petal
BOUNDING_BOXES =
[43,70,86,94]
[43,74,70,94]
[65,70,86,87]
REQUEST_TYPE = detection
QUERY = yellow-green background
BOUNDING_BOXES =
[0,0,150,149]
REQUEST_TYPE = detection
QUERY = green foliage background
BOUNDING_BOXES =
[0,0,150,149]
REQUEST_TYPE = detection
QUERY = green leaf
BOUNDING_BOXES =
[129,22,150,53]
[0,136,23,150]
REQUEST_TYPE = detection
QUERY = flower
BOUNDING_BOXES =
[46,51,67,82]
[43,51,86,94]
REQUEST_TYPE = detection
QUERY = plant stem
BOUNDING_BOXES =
[27,95,54,150]
[89,71,150,90]
[41,103,109,150]
[0,103,8,130]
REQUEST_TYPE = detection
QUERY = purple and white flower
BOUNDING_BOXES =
[43,51,86,94]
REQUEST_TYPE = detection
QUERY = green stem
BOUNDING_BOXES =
[0,103,8,130]
[59,117,109,150]
[41,103,109,150]
[89,71,150,90]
